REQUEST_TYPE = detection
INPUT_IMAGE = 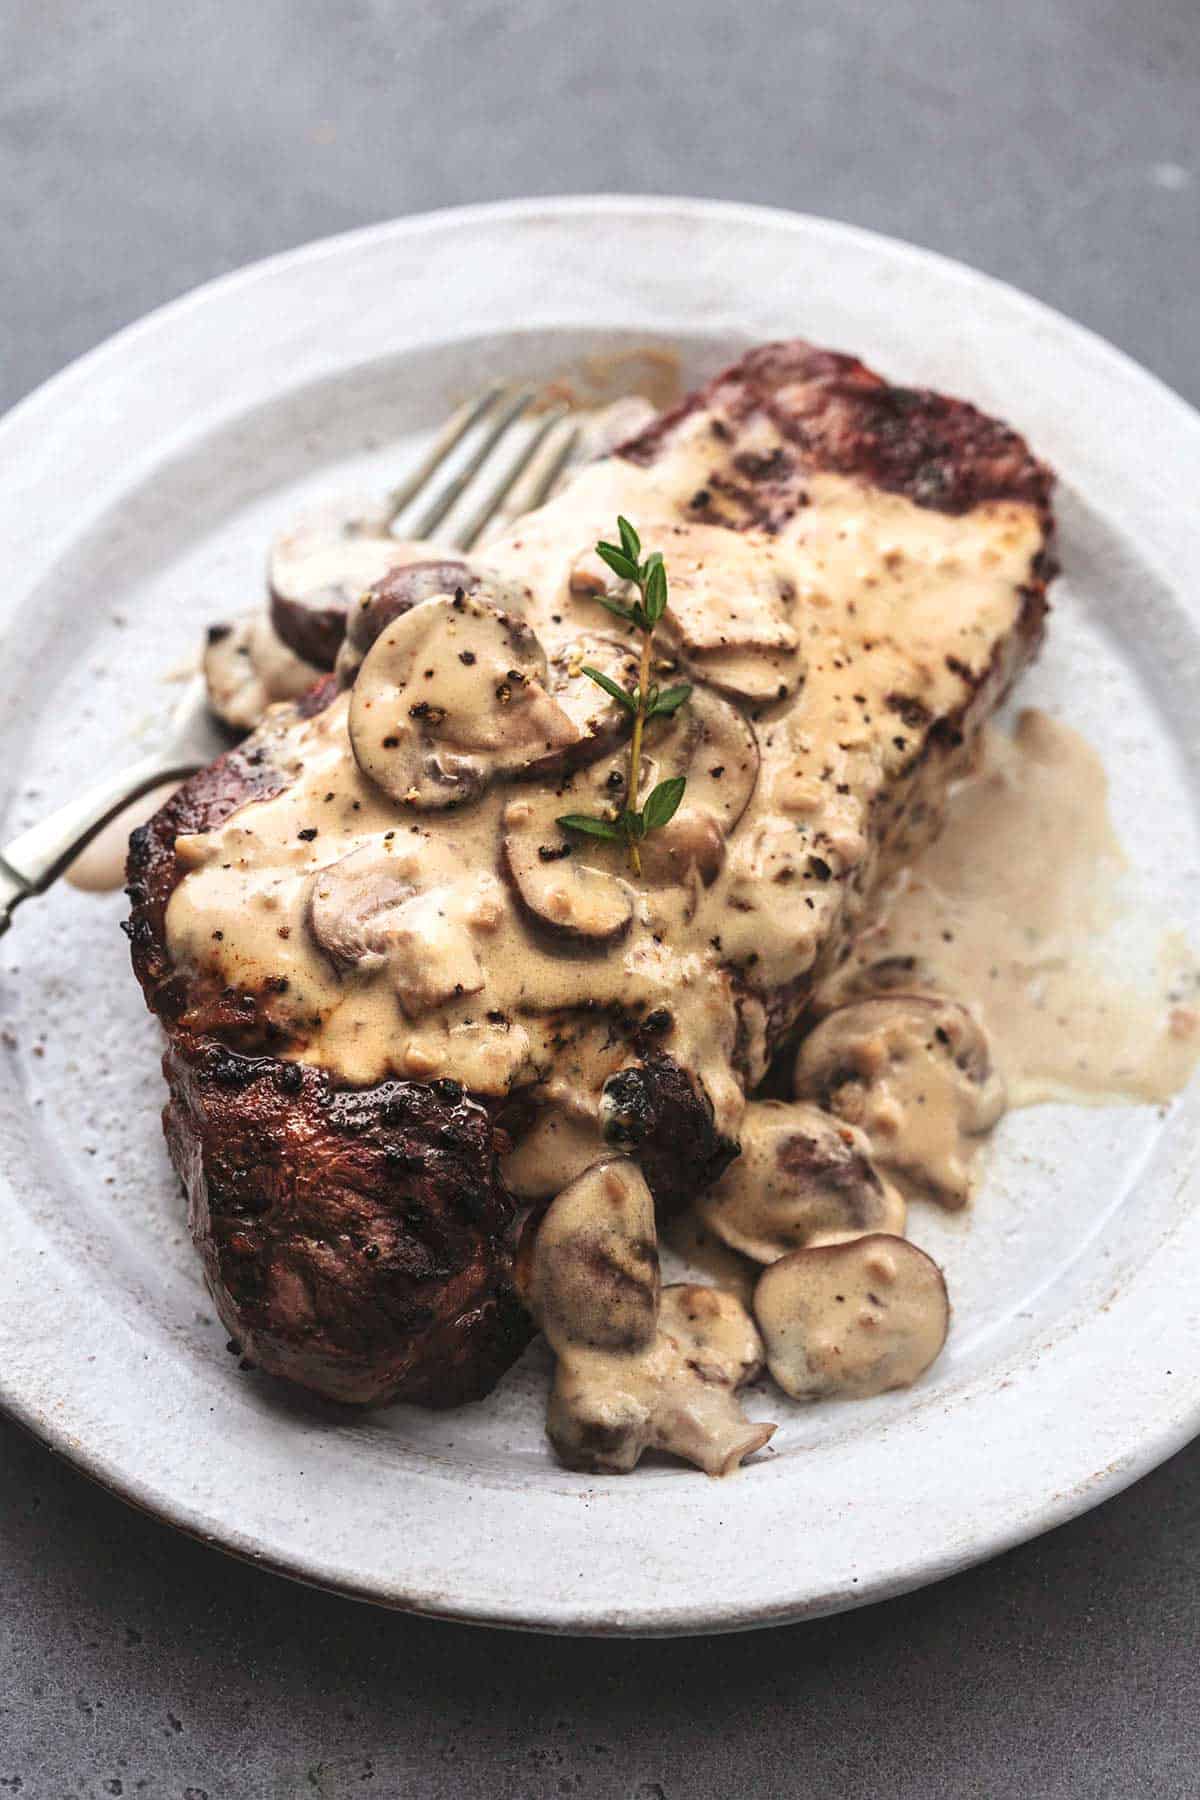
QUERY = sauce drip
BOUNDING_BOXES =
[828,709,1200,1107]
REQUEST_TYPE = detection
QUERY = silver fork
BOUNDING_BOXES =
[0,387,579,935]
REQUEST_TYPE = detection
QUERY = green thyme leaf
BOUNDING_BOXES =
[585,517,690,875]
[642,556,668,624]
[595,542,639,584]
[647,682,692,719]
[642,776,687,830]
[581,665,638,713]
[594,594,638,624]
[556,813,625,841]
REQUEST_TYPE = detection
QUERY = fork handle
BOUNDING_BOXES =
[0,752,203,935]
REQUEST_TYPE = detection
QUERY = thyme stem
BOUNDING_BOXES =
[556,516,692,874]
[624,631,656,875]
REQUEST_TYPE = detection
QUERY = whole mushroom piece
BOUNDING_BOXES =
[522,1158,775,1476]
[697,1100,905,1264]
[347,594,580,809]
[793,995,1005,1209]
[753,1234,949,1402]
[268,495,416,669]
[519,1156,660,1356]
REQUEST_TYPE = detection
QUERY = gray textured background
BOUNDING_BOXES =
[2,1,1198,1795]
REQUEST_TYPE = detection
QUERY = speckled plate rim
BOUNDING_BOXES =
[1,196,1199,1635]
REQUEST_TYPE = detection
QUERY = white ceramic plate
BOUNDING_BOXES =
[1,197,1198,1636]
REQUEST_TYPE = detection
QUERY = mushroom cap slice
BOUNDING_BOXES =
[336,559,534,685]
[653,528,805,705]
[634,682,761,888]
[793,994,1005,1209]
[685,643,804,706]
[501,822,633,947]
[697,1100,905,1264]
[306,842,417,971]
[268,495,413,669]
[541,632,640,771]
[520,1156,659,1356]
[648,683,760,835]
[380,887,486,1018]
[348,594,580,809]
[754,1235,949,1402]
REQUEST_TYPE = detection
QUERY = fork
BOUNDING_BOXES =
[0,387,579,935]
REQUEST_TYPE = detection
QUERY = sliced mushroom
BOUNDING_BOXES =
[754,1235,949,1401]
[635,683,761,889]
[307,842,417,971]
[542,633,640,770]
[793,995,1005,1209]
[685,643,804,707]
[348,594,580,809]
[202,612,322,732]
[652,684,760,836]
[335,559,534,686]
[547,1285,776,1477]
[519,1156,660,1357]
[697,1101,905,1264]
[268,496,418,668]
[502,822,633,946]
[306,839,493,1015]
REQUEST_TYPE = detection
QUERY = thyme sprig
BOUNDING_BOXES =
[557,516,691,875]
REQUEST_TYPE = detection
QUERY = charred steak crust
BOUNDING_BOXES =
[619,339,1056,542]
[127,339,1055,1412]
[162,1042,531,1407]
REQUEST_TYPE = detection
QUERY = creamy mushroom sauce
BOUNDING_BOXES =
[152,398,1200,1470]
[203,611,323,733]
[166,444,1043,1159]
[823,708,1200,1107]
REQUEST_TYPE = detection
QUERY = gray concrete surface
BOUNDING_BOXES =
[2,1,1198,1794]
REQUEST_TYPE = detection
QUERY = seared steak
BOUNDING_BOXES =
[127,339,1054,1410]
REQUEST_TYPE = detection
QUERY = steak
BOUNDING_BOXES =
[127,339,1054,1409]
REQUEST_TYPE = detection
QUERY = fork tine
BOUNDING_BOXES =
[522,420,581,512]
[402,386,536,541]
[451,404,571,550]
[384,383,506,526]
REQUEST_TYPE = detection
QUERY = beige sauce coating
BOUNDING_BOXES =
[66,780,183,894]
[165,438,1043,1150]
[697,1099,906,1261]
[794,996,1005,1209]
[547,1282,775,1476]
[827,710,1200,1107]
[203,611,322,733]
[754,1234,949,1401]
